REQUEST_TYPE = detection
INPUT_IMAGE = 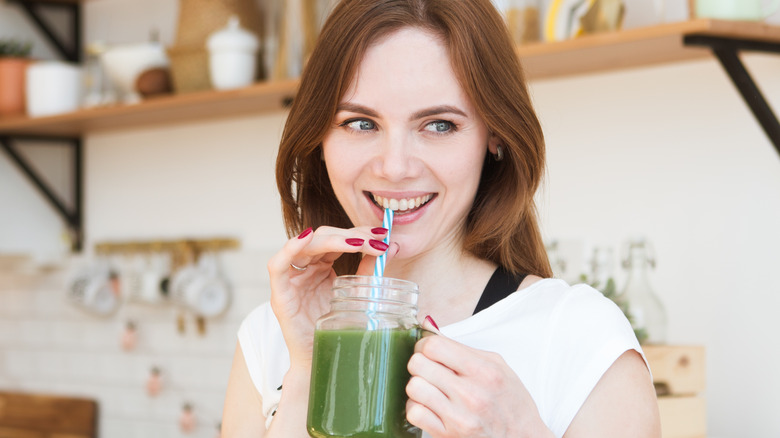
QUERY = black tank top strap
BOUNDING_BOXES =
[473,267,527,315]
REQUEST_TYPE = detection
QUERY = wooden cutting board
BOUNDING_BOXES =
[0,392,97,438]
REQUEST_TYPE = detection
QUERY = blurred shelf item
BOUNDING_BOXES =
[13,0,85,3]
[644,345,707,438]
[94,238,240,256]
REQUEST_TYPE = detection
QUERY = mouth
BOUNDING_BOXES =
[366,192,436,215]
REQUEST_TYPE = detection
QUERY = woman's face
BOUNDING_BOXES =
[322,27,492,260]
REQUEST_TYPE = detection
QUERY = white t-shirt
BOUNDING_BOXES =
[237,278,647,437]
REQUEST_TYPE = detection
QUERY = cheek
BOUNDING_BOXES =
[439,149,486,185]
[322,140,363,203]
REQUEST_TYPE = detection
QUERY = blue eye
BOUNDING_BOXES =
[342,119,376,131]
[424,121,454,133]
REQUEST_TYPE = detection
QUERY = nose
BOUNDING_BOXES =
[374,131,421,182]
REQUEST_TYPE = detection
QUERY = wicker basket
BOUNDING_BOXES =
[176,0,264,44]
[171,0,265,91]
[167,45,210,93]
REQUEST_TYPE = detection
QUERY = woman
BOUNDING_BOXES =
[222,0,660,436]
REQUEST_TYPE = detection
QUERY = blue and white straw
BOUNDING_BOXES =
[373,208,394,277]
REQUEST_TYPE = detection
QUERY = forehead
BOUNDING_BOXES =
[342,27,471,111]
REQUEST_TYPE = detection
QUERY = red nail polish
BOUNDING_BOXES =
[345,238,364,246]
[297,227,313,239]
[369,239,389,251]
[371,227,388,235]
[425,315,440,331]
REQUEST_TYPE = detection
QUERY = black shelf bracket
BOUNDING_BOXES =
[684,35,780,157]
[8,0,82,63]
[4,0,84,252]
[0,136,83,252]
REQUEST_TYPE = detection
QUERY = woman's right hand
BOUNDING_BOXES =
[267,226,396,366]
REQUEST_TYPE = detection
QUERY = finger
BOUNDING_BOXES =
[407,351,459,400]
[421,314,441,334]
[268,227,315,276]
[355,242,398,276]
[406,395,447,437]
[274,227,383,272]
[355,254,377,276]
[306,234,386,266]
[414,335,481,377]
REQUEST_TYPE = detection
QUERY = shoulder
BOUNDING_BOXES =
[528,279,639,362]
[516,278,628,325]
[551,281,635,340]
[535,281,647,436]
[511,277,621,318]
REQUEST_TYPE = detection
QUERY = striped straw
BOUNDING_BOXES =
[373,208,394,277]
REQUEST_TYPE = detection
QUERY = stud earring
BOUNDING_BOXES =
[493,145,504,161]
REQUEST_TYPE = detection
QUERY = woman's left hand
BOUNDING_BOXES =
[405,331,553,438]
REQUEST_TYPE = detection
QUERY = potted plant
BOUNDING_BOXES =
[0,38,33,116]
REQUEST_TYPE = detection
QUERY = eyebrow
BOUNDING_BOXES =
[411,105,467,120]
[336,103,468,121]
[336,103,379,118]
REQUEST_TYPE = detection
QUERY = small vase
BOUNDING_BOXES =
[0,57,31,116]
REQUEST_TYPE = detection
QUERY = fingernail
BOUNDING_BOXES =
[425,315,440,331]
[369,239,389,251]
[297,227,313,239]
[371,227,388,235]
[345,238,364,246]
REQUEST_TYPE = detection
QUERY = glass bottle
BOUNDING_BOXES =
[307,276,422,438]
[619,239,668,345]
[503,0,543,45]
[82,41,112,108]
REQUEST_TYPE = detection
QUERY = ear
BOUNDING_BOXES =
[487,133,502,155]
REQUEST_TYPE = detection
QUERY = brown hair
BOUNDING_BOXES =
[275,0,552,278]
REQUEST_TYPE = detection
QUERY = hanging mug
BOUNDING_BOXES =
[696,0,780,20]
[67,258,120,316]
[179,253,231,318]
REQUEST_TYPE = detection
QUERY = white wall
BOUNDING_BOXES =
[3,0,780,436]
[533,54,780,438]
[84,113,289,250]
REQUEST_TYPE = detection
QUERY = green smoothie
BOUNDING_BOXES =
[307,328,421,438]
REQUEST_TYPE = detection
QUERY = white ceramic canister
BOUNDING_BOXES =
[696,0,780,21]
[206,16,260,90]
[26,61,82,117]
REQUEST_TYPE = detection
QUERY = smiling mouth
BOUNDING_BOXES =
[368,193,435,214]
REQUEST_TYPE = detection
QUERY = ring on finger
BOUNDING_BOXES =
[290,262,308,272]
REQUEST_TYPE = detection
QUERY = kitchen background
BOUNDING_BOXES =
[1,0,780,437]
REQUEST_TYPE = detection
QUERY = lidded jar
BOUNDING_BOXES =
[206,16,259,90]
[307,275,422,438]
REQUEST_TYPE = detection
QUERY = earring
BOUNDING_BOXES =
[493,145,504,161]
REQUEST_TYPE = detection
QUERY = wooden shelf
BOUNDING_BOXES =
[0,79,299,137]
[518,18,780,80]
[1,20,779,137]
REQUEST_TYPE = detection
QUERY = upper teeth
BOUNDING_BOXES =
[372,194,433,211]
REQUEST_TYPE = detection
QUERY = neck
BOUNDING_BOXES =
[384,242,496,327]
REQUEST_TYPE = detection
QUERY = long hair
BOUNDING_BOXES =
[276,0,552,278]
